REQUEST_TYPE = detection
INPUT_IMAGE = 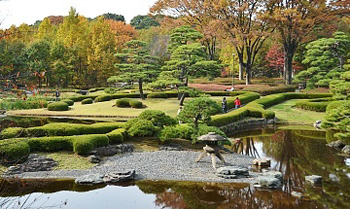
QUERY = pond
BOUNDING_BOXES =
[1,124,349,208]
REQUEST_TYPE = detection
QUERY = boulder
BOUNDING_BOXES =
[75,174,104,185]
[341,145,350,155]
[4,154,57,175]
[90,144,134,156]
[256,176,281,189]
[305,175,322,186]
[291,191,303,199]
[88,155,101,163]
[326,140,345,149]
[159,144,182,151]
[103,170,135,183]
[253,158,271,167]
[216,166,249,179]
[262,170,283,181]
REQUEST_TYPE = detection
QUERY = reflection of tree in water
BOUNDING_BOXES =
[137,181,324,209]
[231,137,260,158]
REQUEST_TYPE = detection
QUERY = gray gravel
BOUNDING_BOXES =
[4,151,260,183]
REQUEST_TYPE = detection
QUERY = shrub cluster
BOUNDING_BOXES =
[69,95,99,102]
[126,119,158,137]
[0,139,30,164]
[107,128,127,144]
[241,85,296,96]
[47,102,69,111]
[295,98,332,112]
[61,99,74,106]
[138,110,177,127]
[0,99,48,111]
[81,98,93,104]
[147,92,168,98]
[0,122,124,139]
[115,98,143,108]
[94,95,112,103]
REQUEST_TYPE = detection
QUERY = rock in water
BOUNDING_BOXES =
[256,176,282,189]
[216,166,249,179]
[262,170,283,181]
[103,170,135,183]
[341,145,350,155]
[75,174,104,185]
[326,140,345,149]
[305,175,322,186]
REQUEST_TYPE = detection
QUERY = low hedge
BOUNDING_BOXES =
[0,139,30,163]
[107,128,127,144]
[47,102,69,111]
[129,100,143,108]
[94,95,112,102]
[61,99,74,106]
[81,98,93,104]
[295,98,332,112]
[326,100,344,113]
[241,85,296,96]
[69,95,99,102]
[73,135,109,155]
[115,98,143,108]
[147,92,168,98]
[1,122,124,139]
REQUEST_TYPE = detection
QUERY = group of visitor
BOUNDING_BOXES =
[221,97,241,113]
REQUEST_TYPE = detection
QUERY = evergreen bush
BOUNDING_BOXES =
[94,95,112,102]
[61,99,74,106]
[47,102,69,111]
[81,98,93,104]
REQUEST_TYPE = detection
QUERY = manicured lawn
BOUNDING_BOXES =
[42,152,94,170]
[268,99,326,125]
[8,98,184,118]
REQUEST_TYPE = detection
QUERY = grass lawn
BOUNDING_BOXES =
[268,99,326,125]
[8,98,184,118]
[42,152,94,170]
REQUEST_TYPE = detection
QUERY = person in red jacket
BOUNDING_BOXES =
[234,97,241,109]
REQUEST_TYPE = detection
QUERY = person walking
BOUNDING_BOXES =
[177,106,183,124]
[234,97,241,109]
[222,97,227,113]
[55,89,60,101]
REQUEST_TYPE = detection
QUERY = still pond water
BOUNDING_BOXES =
[0,117,349,209]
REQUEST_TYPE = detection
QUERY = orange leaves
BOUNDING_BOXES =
[106,20,137,52]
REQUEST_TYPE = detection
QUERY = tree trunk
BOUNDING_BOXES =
[138,78,145,100]
[38,77,42,88]
[285,53,293,85]
[238,63,244,80]
[283,55,287,80]
[179,92,186,106]
[184,77,189,86]
[245,64,252,85]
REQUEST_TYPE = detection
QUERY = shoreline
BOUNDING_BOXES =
[1,151,263,184]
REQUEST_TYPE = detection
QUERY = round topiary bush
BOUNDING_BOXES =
[116,98,131,107]
[81,98,93,105]
[0,140,30,163]
[94,95,112,102]
[147,92,168,99]
[61,99,74,106]
[47,102,69,111]
[129,100,143,108]
[126,119,158,137]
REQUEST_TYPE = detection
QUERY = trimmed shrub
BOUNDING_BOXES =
[111,93,146,99]
[127,119,158,137]
[159,126,178,141]
[241,85,296,95]
[1,127,25,139]
[0,139,30,163]
[28,136,73,152]
[138,110,177,127]
[47,102,69,111]
[129,100,143,108]
[176,124,196,140]
[81,98,93,105]
[326,100,344,113]
[61,99,74,106]
[147,92,168,98]
[295,99,331,112]
[94,95,112,102]
[116,98,131,107]
[73,135,109,155]
[69,95,99,102]
[107,128,126,144]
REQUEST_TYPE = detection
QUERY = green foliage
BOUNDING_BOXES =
[116,98,131,107]
[47,102,69,111]
[224,92,260,109]
[159,124,196,141]
[130,15,160,29]
[326,100,344,113]
[81,98,93,104]
[178,97,221,125]
[138,110,177,127]
[147,92,168,98]
[129,100,143,108]
[295,98,332,112]
[73,135,109,155]
[69,95,99,102]
[94,95,112,102]
[0,127,25,139]
[330,71,350,100]
[28,136,73,152]
[0,139,30,163]
[192,124,227,143]
[0,98,48,111]
[107,128,127,144]
[61,99,74,106]
[126,119,158,137]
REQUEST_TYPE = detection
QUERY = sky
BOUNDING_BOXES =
[0,0,158,29]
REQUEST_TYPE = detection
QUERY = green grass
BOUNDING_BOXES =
[8,98,184,118]
[42,152,94,170]
[268,99,326,125]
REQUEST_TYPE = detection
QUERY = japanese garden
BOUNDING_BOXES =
[0,0,349,208]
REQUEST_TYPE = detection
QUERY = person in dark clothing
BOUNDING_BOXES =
[222,97,227,113]
[55,89,60,101]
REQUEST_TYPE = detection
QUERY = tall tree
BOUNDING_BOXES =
[130,15,160,30]
[100,13,125,22]
[106,19,137,52]
[266,0,336,85]
[108,40,160,99]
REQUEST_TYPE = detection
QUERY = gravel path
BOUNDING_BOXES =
[5,151,259,183]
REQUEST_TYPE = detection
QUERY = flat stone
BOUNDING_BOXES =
[159,144,182,151]
[88,155,101,163]
[90,144,134,156]
[103,170,135,183]
[305,175,322,186]
[263,170,283,181]
[4,154,57,175]
[253,158,271,167]
[75,174,104,185]
[326,140,345,149]
[256,176,282,189]
[341,146,350,155]
[216,166,249,176]
[291,191,303,199]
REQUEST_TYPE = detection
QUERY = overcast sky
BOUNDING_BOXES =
[0,0,158,29]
